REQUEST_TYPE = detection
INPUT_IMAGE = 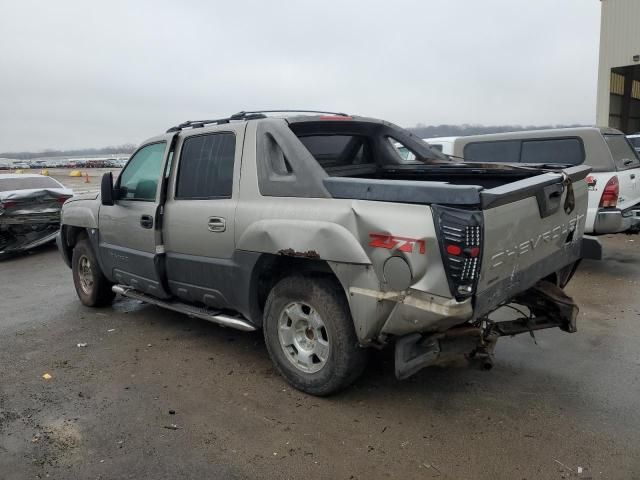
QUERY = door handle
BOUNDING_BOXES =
[140,214,154,229]
[207,216,226,232]
[631,174,636,180]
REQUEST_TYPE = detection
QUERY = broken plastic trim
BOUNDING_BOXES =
[393,280,578,380]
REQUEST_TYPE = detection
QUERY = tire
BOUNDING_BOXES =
[71,236,114,307]
[263,275,368,396]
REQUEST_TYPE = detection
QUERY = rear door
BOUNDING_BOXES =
[603,133,640,209]
[162,123,245,308]
[98,139,171,298]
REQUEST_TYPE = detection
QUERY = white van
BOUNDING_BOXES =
[424,128,640,235]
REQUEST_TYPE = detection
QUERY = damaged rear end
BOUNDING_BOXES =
[395,165,601,379]
[0,174,72,255]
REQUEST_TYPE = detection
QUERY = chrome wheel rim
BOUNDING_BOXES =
[78,255,94,295]
[278,301,330,374]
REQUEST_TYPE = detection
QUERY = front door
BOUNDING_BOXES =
[98,139,171,298]
[162,123,246,308]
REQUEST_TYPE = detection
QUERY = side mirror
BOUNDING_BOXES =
[101,172,115,206]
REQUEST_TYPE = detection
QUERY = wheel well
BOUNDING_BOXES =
[250,254,342,323]
[60,226,88,264]
[64,226,87,248]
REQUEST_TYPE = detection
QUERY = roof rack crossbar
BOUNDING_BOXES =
[231,109,349,118]
[166,110,348,133]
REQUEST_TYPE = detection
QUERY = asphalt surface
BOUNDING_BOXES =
[1,236,639,480]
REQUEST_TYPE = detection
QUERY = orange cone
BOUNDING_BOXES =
[84,172,90,183]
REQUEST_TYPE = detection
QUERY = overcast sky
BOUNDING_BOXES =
[0,0,601,152]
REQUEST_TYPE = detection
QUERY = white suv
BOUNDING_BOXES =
[424,128,640,235]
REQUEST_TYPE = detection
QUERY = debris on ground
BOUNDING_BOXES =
[164,424,180,430]
[77,343,87,348]
[169,410,176,415]
[42,373,52,380]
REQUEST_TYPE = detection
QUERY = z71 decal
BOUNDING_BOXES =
[369,233,426,254]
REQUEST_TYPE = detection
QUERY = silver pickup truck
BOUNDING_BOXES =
[57,111,601,395]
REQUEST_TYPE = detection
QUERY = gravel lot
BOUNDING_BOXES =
[0,173,639,479]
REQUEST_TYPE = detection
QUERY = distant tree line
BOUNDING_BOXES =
[0,144,136,160]
[2,124,592,159]
[407,123,589,138]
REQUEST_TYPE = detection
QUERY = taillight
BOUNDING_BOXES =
[599,176,619,208]
[56,196,70,204]
[433,206,483,300]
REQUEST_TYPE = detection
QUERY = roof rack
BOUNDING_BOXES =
[231,109,349,117]
[166,110,350,133]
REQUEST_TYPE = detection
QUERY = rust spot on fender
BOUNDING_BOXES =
[278,248,320,259]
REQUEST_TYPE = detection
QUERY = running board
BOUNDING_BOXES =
[112,285,257,332]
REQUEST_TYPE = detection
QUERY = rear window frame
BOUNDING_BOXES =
[296,133,373,170]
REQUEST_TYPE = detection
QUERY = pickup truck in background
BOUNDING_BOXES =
[424,127,640,235]
[57,111,601,395]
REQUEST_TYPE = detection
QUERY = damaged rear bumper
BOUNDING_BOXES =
[0,226,59,255]
[394,280,579,380]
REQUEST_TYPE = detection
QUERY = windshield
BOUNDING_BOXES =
[604,134,640,171]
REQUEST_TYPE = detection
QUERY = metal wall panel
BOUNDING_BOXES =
[596,0,640,126]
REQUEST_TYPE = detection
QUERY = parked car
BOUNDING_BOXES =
[58,111,599,395]
[424,128,640,235]
[0,174,72,255]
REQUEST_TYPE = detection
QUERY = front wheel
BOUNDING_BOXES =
[71,237,114,307]
[263,275,368,396]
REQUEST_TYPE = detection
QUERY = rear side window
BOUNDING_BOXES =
[628,136,640,149]
[604,134,640,171]
[520,138,584,165]
[464,141,520,163]
[0,176,62,192]
[176,133,235,199]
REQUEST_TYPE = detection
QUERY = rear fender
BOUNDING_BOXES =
[236,219,371,264]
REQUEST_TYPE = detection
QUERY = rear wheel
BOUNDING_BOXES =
[71,237,114,307]
[263,275,368,396]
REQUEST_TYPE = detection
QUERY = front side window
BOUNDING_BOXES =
[118,142,166,201]
[176,132,235,199]
[464,141,520,163]
[520,138,584,165]
[604,134,640,171]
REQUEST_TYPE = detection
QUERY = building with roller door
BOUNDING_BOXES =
[597,0,640,133]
